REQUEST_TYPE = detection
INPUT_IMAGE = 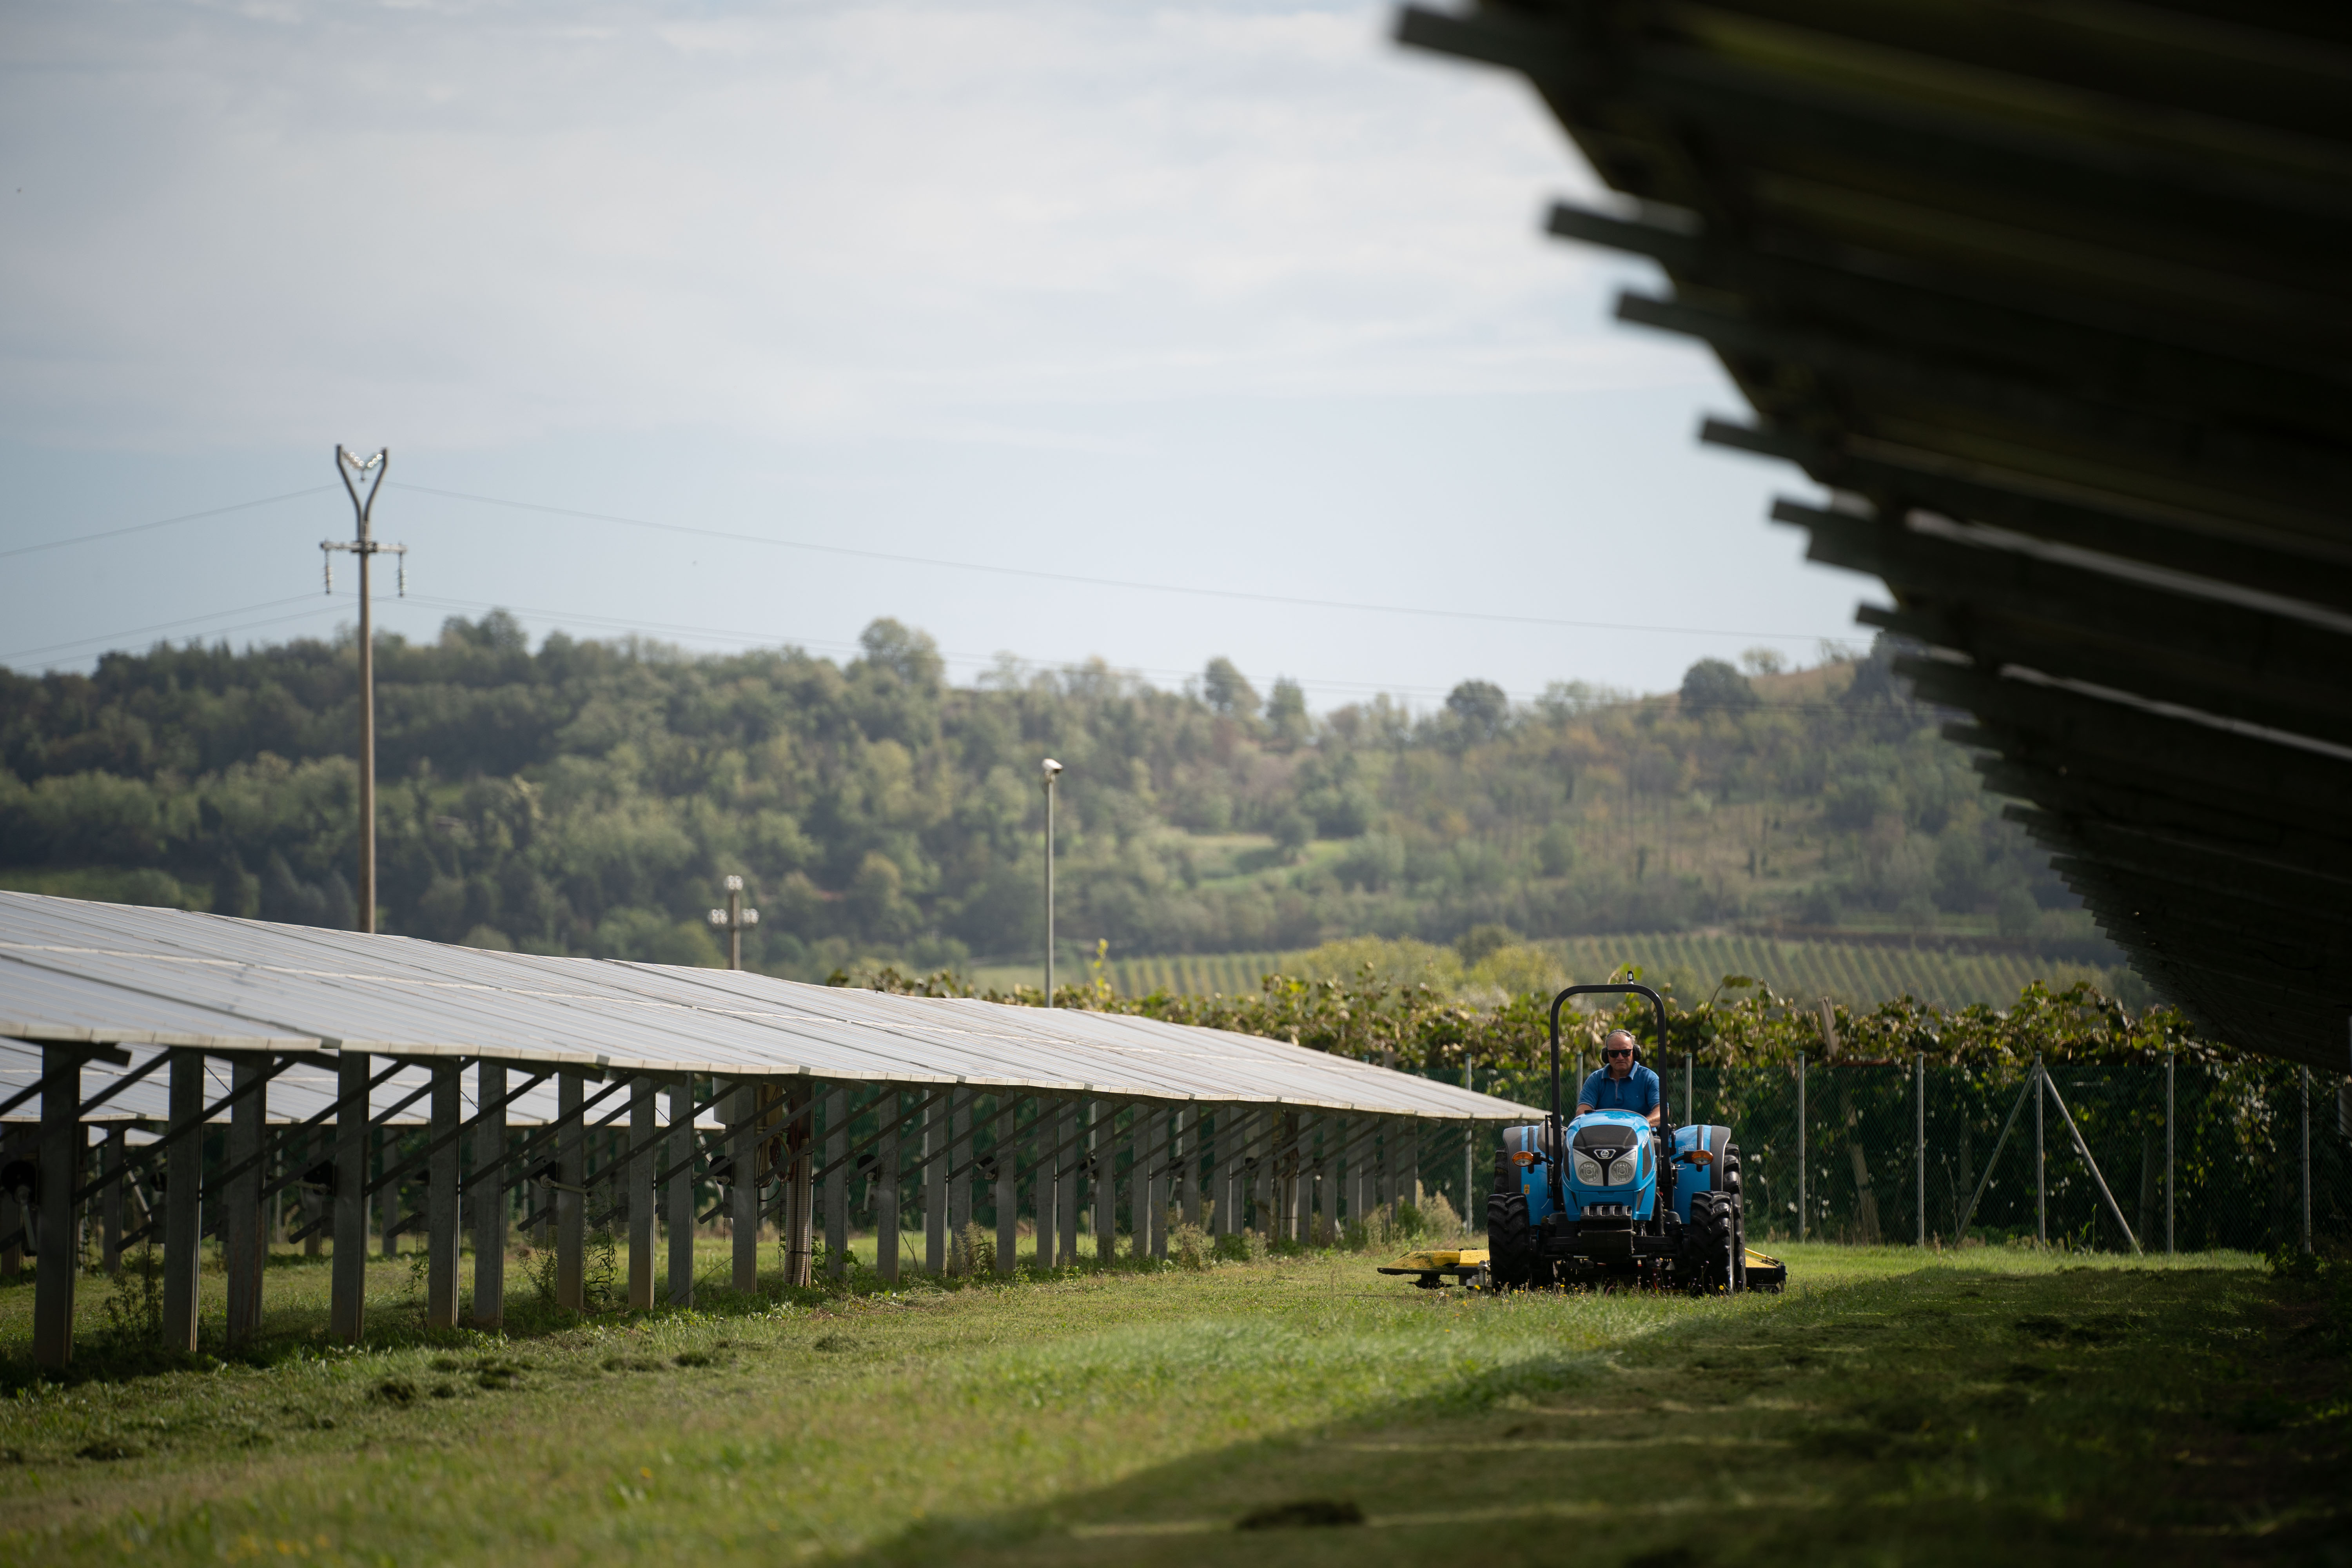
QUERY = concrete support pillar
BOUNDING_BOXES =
[163,1050,206,1352]
[995,1098,1019,1277]
[666,1080,695,1307]
[924,1095,947,1274]
[626,1075,655,1310]
[1327,1123,1345,1241]
[379,1128,400,1257]
[1176,1108,1198,1228]
[875,1097,900,1283]
[556,1069,585,1311]
[1091,1102,1116,1267]
[728,1081,759,1293]
[1219,1112,1243,1235]
[825,1087,849,1280]
[33,1047,82,1367]
[1145,1108,1168,1260]
[948,1091,972,1272]
[425,1061,461,1330]
[782,1082,813,1288]
[1056,1101,1078,1266]
[1034,1100,1059,1270]
[474,1060,507,1329]
[100,1125,124,1274]
[223,1057,265,1348]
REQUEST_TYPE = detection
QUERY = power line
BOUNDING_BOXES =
[0,595,330,663]
[388,481,1841,645]
[0,486,337,562]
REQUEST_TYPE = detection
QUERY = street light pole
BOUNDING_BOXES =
[1042,759,1062,1005]
[322,447,405,934]
[708,876,759,970]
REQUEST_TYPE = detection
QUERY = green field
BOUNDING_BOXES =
[1,1238,2339,1566]
[977,935,2125,1010]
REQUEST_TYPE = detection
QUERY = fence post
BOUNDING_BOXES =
[1684,1052,1693,1129]
[2165,1051,2175,1257]
[2303,1066,2313,1254]
[2032,1054,2046,1245]
[1796,1051,1806,1244]
[1916,1052,1926,1248]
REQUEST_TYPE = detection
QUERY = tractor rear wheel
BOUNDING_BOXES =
[1486,1189,1535,1289]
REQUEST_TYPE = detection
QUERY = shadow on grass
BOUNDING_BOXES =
[822,1262,2345,1568]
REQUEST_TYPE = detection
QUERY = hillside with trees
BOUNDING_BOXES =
[0,613,2114,980]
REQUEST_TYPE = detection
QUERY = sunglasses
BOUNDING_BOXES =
[1604,1047,1633,1058]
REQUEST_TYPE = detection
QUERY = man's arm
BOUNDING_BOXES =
[1643,1067,1662,1129]
[1575,1101,1595,1116]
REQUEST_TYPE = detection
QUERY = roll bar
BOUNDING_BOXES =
[1546,983,1671,1219]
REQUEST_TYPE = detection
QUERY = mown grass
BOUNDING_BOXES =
[0,1243,2340,1567]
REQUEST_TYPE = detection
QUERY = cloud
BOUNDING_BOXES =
[0,0,1693,451]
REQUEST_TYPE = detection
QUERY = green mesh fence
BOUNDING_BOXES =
[1445,1057,2350,1254]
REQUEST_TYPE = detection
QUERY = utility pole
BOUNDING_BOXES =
[322,447,405,934]
[1041,759,1062,1005]
[707,876,759,970]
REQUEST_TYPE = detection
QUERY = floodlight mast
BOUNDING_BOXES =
[321,447,406,934]
[708,875,759,971]
[1042,759,1062,1005]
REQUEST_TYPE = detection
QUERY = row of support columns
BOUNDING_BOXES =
[19,1042,1462,1367]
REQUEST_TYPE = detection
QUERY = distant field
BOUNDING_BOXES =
[980,935,2124,1009]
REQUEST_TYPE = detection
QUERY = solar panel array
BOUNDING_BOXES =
[0,893,1539,1125]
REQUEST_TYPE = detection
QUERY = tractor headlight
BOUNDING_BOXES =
[1574,1156,1606,1186]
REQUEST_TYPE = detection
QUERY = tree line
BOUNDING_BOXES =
[0,611,2109,978]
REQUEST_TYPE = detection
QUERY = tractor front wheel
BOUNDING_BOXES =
[1486,1189,1536,1290]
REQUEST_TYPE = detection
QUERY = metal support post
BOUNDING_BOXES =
[323,446,402,933]
[223,1056,265,1348]
[425,1061,461,1328]
[1916,1053,1927,1247]
[556,1069,584,1310]
[666,1080,695,1307]
[166,1049,205,1351]
[627,1074,655,1310]
[2034,1054,2046,1246]
[1796,1052,1807,1243]
[33,1047,82,1367]
[474,1060,507,1328]
[876,1097,900,1283]
[826,1087,849,1279]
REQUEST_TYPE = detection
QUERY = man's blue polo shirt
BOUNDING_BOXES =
[1578,1062,1661,1116]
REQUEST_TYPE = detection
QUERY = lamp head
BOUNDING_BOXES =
[1041,757,1063,779]
[708,909,726,926]
[724,874,743,892]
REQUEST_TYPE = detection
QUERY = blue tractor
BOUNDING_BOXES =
[1484,983,1781,1292]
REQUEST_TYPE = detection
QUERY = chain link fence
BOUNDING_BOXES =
[1470,1056,2352,1254]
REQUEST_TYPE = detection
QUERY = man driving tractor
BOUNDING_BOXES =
[1576,1027,1661,1129]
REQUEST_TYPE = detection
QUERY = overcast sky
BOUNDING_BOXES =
[0,0,1873,708]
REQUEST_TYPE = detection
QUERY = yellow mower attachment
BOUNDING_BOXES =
[1376,1248,1490,1289]
[1743,1247,1788,1291]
